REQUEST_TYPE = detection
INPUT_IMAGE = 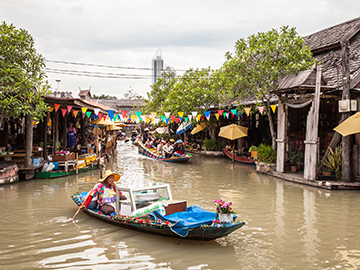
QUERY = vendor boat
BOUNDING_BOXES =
[72,182,246,241]
[35,153,99,179]
[0,162,19,185]
[138,141,191,163]
[223,148,256,165]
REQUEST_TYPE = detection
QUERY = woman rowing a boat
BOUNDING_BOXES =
[82,170,126,215]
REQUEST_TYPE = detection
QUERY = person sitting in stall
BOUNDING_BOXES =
[67,122,78,151]
[248,143,258,157]
[172,139,187,157]
[82,170,126,215]
[142,128,149,144]
[163,140,173,158]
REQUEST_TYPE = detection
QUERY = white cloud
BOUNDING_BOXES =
[1,0,360,98]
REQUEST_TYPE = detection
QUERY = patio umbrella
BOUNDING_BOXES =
[190,122,207,135]
[218,124,248,163]
[333,112,360,136]
[176,122,192,135]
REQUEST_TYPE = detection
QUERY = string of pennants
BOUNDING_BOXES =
[48,103,278,124]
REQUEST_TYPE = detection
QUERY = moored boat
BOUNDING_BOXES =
[0,162,19,185]
[72,182,246,240]
[35,154,99,179]
[223,148,256,165]
[138,141,191,163]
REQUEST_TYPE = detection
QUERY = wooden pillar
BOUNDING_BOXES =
[25,114,33,168]
[54,111,59,153]
[43,112,49,160]
[341,40,352,182]
[80,116,85,145]
[63,114,67,149]
[276,98,286,172]
[304,64,321,181]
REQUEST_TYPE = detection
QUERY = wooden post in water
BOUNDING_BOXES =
[276,99,287,173]
[304,63,321,181]
[25,114,33,168]
[76,152,78,175]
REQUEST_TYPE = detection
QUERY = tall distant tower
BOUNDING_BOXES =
[152,49,164,84]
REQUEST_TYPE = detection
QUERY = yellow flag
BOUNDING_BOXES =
[178,112,184,118]
[49,107,54,112]
[196,115,201,122]
[131,114,136,122]
[244,107,251,116]
[215,113,219,120]
[151,112,157,121]
[271,104,277,113]
[81,107,88,114]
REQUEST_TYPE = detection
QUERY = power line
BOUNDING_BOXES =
[44,69,152,79]
[45,59,189,72]
[44,67,153,78]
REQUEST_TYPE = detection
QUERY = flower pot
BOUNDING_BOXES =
[219,213,233,223]
[290,166,297,172]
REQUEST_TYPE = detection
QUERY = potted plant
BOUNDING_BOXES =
[288,150,304,172]
[214,199,236,223]
[256,143,277,173]
[322,145,342,180]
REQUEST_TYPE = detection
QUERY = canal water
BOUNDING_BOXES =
[1,141,360,269]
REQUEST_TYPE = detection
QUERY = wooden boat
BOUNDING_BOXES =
[0,162,19,185]
[35,154,99,179]
[138,141,191,163]
[223,148,256,165]
[72,182,245,241]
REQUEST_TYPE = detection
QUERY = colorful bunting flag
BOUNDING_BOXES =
[94,108,100,115]
[185,117,188,123]
[244,107,251,116]
[86,111,92,118]
[98,112,103,119]
[121,111,128,118]
[258,106,264,115]
[135,111,142,118]
[191,111,198,119]
[67,105,73,114]
[81,107,88,114]
[164,112,170,118]
[171,115,176,122]
[196,115,201,122]
[223,112,227,119]
[217,110,224,116]
[271,104,277,113]
[188,115,193,122]
[61,108,67,117]
[204,111,211,121]
[215,113,219,120]
[231,109,237,117]
[72,110,79,118]
[49,107,54,112]
[108,110,114,120]
[178,112,184,118]
[54,103,61,112]
[175,118,180,123]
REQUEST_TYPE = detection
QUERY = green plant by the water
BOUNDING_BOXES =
[288,150,304,166]
[257,143,277,164]
[323,145,342,179]
[202,138,225,151]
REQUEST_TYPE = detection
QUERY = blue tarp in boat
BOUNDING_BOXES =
[151,205,217,237]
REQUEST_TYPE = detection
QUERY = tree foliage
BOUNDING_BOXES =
[222,26,315,147]
[0,22,51,120]
[123,88,143,100]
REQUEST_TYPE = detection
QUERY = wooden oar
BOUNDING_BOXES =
[71,181,99,221]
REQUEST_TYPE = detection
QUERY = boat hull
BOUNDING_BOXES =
[223,148,256,165]
[138,141,191,163]
[35,164,99,179]
[72,196,245,241]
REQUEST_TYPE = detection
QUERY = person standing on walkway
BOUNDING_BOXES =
[67,122,78,151]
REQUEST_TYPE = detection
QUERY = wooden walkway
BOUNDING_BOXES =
[267,170,360,190]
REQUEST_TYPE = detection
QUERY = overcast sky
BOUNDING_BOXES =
[1,0,359,99]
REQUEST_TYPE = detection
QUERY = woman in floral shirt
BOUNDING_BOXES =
[84,170,126,215]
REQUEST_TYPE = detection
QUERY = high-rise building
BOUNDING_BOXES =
[152,49,164,84]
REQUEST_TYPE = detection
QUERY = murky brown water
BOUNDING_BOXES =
[1,141,360,269]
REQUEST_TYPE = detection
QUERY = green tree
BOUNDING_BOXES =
[123,87,143,100]
[0,21,51,120]
[223,26,315,148]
